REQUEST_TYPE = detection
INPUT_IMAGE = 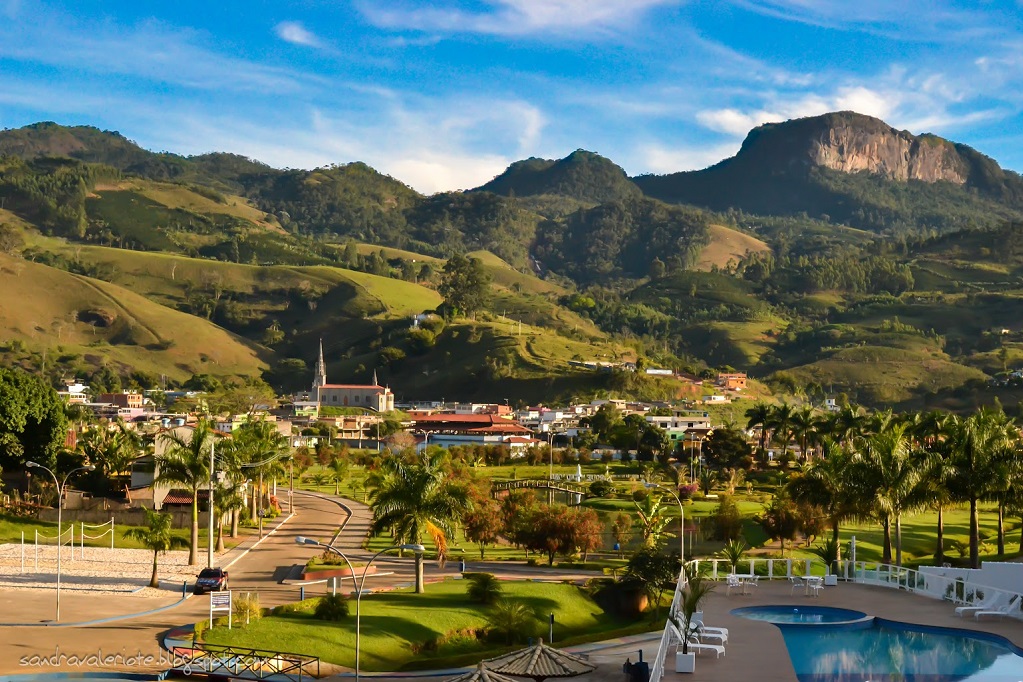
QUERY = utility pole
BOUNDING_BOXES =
[208,439,215,568]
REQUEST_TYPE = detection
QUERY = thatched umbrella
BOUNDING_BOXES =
[485,639,596,681]
[445,662,523,682]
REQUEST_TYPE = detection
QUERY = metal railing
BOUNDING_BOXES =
[173,643,319,681]
[685,557,836,580]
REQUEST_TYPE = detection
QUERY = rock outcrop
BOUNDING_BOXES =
[737,112,970,184]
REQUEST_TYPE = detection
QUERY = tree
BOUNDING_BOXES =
[702,427,754,470]
[78,421,142,493]
[790,406,817,459]
[485,599,538,644]
[744,402,771,454]
[0,368,68,471]
[438,254,491,319]
[766,403,795,458]
[760,492,799,555]
[624,547,681,617]
[851,423,925,566]
[710,494,743,541]
[463,498,503,559]
[787,439,854,565]
[634,494,673,548]
[157,421,215,565]
[610,513,632,556]
[521,504,580,565]
[369,451,470,592]
[949,409,1015,568]
[213,479,246,552]
[329,455,350,496]
[123,507,188,588]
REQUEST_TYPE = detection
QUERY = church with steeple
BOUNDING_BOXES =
[312,338,394,412]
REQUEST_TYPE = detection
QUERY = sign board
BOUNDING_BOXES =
[210,590,233,629]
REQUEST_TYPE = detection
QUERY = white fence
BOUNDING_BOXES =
[852,561,1022,617]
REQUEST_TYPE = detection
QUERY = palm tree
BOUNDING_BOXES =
[329,455,350,496]
[213,479,246,552]
[124,507,188,588]
[912,411,957,564]
[787,438,854,565]
[485,600,537,644]
[78,421,142,492]
[157,421,214,565]
[744,402,772,454]
[949,409,1014,568]
[767,403,794,459]
[234,419,289,522]
[790,406,817,460]
[369,450,470,593]
[852,423,926,566]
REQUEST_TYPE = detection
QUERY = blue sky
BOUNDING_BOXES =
[1,1,1022,193]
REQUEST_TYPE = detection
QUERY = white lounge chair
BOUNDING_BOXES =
[694,625,727,644]
[683,637,725,658]
[975,594,1021,620]
[692,612,729,638]
[955,592,1001,617]
[789,576,806,595]
[726,574,742,596]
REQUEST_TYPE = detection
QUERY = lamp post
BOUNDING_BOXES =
[295,537,424,682]
[26,461,96,622]
[208,439,215,569]
[547,429,555,504]
[644,481,685,564]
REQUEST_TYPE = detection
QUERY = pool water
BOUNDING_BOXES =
[737,608,1023,682]
[731,605,867,624]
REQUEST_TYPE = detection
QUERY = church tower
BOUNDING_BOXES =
[313,338,327,393]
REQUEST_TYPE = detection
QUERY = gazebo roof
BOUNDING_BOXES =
[484,639,596,680]
[445,662,522,682]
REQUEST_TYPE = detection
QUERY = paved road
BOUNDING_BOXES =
[1,490,610,676]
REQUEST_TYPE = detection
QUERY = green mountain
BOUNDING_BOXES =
[633,111,1023,234]
[477,150,642,205]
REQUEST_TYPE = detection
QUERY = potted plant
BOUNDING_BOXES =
[812,537,840,585]
[719,538,748,575]
[670,567,715,674]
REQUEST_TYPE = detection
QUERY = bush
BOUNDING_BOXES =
[465,572,503,604]
[314,593,351,621]
[233,592,263,624]
[589,480,615,498]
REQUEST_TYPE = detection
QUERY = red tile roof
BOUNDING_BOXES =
[162,489,210,505]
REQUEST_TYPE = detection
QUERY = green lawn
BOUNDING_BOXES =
[0,513,249,550]
[202,579,648,670]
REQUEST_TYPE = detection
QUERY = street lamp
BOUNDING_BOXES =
[27,461,96,622]
[644,481,685,564]
[295,537,424,682]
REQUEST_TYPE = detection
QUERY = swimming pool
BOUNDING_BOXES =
[731,605,867,624]
[734,607,1023,682]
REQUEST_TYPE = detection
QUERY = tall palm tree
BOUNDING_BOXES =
[767,403,795,459]
[834,406,865,447]
[913,411,956,564]
[157,421,214,565]
[213,479,246,552]
[234,419,289,522]
[369,450,470,593]
[744,402,772,454]
[124,507,189,588]
[949,409,1014,568]
[790,406,817,459]
[79,421,142,492]
[787,439,853,564]
[329,455,350,496]
[851,423,926,566]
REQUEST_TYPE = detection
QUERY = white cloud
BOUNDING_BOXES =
[0,17,322,94]
[275,21,323,48]
[637,141,741,174]
[358,0,676,36]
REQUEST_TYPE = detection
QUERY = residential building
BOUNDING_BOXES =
[57,380,90,404]
[98,391,144,409]
[717,372,748,390]
[412,413,537,452]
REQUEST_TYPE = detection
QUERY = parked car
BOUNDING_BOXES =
[194,567,229,594]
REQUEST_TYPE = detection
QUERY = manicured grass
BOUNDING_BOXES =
[202,579,645,670]
[0,512,249,550]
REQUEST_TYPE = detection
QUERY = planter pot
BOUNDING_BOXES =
[675,652,696,674]
[824,575,838,586]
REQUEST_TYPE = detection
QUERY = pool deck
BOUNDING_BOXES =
[646,580,1023,682]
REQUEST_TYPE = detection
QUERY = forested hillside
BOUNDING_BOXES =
[3,115,1023,410]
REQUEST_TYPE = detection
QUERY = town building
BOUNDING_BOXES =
[411,413,538,453]
[57,380,90,404]
[717,372,748,390]
[313,339,394,412]
[98,391,144,409]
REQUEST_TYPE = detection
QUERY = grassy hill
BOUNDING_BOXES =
[0,253,266,383]
[695,224,771,271]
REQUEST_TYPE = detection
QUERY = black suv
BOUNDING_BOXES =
[194,567,229,594]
